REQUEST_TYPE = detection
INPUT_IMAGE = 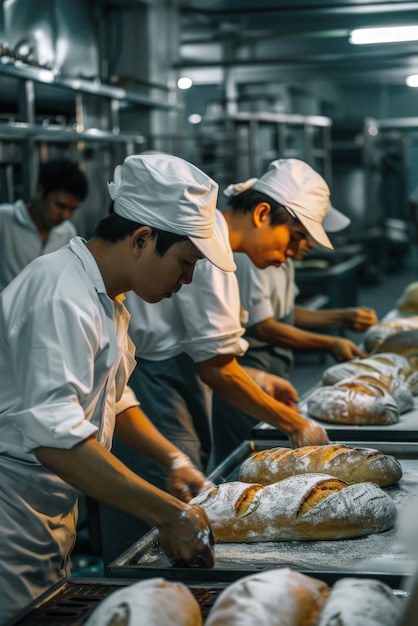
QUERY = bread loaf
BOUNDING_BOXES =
[374,329,418,370]
[318,577,402,626]
[322,353,418,396]
[364,317,418,352]
[239,444,402,487]
[307,375,400,425]
[205,568,329,626]
[397,281,418,314]
[191,475,397,542]
[83,578,202,626]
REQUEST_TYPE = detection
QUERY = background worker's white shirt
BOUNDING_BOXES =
[0,199,77,292]
[235,255,297,327]
[126,210,248,363]
[0,237,137,464]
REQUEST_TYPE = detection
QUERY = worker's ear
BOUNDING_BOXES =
[130,227,152,258]
[253,202,271,227]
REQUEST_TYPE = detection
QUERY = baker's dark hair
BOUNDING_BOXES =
[37,159,88,201]
[93,212,188,256]
[227,188,295,227]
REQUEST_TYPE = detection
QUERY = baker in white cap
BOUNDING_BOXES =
[99,157,335,564]
[211,171,377,465]
[0,153,231,624]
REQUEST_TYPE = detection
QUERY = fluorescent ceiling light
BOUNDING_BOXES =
[350,25,418,45]
[406,74,418,87]
[178,77,192,89]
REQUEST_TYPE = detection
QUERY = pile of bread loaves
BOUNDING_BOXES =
[306,323,418,425]
[83,568,404,625]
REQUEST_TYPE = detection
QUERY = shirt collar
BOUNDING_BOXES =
[69,236,109,296]
[14,200,37,230]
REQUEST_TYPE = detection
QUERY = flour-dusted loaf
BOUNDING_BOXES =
[239,444,402,487]
[322,352,418,396]
[397,281,418,314]
[318,577,402,626]
[205,568,329,626]
[83,578,202,626]
[191,475,397,542]
[307,375,400,425]
[374,329,418,369]
[364,317,418,352]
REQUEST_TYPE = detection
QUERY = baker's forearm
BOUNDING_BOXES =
[197,356,305,436]
[35,437,184,528]
[294,305,343,328]
[251,317,335,351]
[114,405,179,469]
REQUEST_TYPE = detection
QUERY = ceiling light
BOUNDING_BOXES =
[349,25,418,45]
[178,77,192,89]
[406,74,418,87]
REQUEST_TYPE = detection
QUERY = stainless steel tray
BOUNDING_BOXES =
[253,395,418,441]
[107,440,418,582]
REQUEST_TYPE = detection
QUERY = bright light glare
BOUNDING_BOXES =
[406,74,418,87]
[188,114,202,124]
[178,77,192,89]
[349,25,418,45]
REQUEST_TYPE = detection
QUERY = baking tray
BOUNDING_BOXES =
[5,572,411,626]
[107,440,418,582]
[253,393,418,442]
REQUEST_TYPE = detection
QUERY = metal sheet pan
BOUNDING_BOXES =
[5,572,410,626]
[253,395,418,441]
[107,440,418,582]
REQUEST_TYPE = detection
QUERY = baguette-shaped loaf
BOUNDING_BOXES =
[318,577,402,626]
[364,317,418,352]
[239,444,402,487]
[307,375,400,425]
[205,568,329,626]
[191,475,397,542]
[84,578,202,626]
[322,353,418,396]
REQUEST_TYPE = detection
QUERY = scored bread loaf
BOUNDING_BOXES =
[322,352,418,396]
[205,568,329,626]
[239,444,403,487]
[307,375,400,425]
[374,329,418,370]
[191,475,397,542]
[364,317,418,352]
[318,577,402,626]
[83,578,202,626]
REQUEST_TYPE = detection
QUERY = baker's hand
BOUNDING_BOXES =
[253,370,299,406]
[290,417,330,448]
[167,451,214,503]
[330,338,367,362]
[341,307,377,332]
[159,503,215,568]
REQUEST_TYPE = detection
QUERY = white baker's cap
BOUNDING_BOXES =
[224,158,333,250]
[108,154,236,272]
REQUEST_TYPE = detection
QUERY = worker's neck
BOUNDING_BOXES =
[85,238,130,300]
[222,207,252,253]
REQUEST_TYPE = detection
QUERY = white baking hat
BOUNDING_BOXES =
[108,154,236,272]
[224,158,333,250]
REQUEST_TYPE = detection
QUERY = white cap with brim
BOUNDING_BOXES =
[108,154,236,272]
[224,159,333,250]
[322,204,351,232]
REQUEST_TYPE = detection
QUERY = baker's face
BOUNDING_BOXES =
[37,190,80,230]
[247,219,309,269]
[295,237,316,260]
[132,236,203,303]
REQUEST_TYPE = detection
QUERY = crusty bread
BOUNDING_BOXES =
[397,281,418,314]
[322,353,418,396]
[191,475,397,542]
[374,329,418,370]
[83,578,202,626]
[364,318,418,352]
[239,444,402,487]
[318,577,402,626]
[205,568,329,626]
[307,375,400,425]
